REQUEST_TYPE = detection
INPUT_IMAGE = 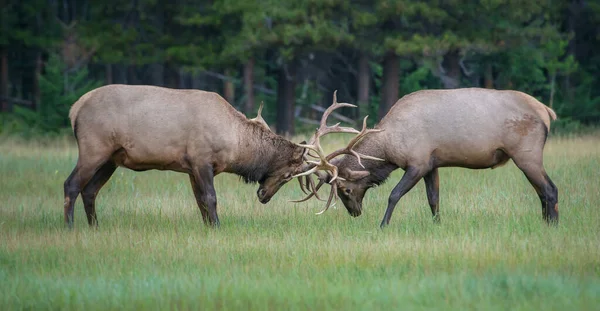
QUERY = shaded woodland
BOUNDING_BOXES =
[1,0,599,135]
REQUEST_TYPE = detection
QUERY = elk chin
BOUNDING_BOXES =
[339,195,362,217]
[347,205,362,217]
[257,187,271,204]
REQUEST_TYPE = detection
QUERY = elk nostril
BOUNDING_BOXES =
[258,188,266,198]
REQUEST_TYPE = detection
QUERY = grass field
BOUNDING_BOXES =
[1,134,599,310]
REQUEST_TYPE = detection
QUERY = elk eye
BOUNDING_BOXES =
[344,188,352,195]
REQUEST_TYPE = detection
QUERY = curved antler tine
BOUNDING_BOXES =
[316,183,338,215]
[307,174,325,201]
[298,175,308,195]
[355,152,385,162]
[291,174,326,203]
[291,192,317,203]
[303,175,311,194]
[328,166,339,183]
[296,143,321,154]
[292,166,318,179]
[307,151,320,159]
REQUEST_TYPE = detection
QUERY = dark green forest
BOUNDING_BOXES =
[1,0,599,136]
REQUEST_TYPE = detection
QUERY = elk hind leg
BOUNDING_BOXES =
[64,159,105,228]
[512,154,558,225]
[63,167,81,227]
[81,160,117,227]
[424,168,440,223]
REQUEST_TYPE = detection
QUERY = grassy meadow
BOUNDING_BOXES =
[1,134,599,310]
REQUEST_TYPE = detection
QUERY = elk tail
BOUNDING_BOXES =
[68,90,95,134]
[545,106,557,122]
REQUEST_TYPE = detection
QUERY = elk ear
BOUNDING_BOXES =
[343,168,370,181]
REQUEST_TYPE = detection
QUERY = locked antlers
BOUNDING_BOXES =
[292,91,383,214]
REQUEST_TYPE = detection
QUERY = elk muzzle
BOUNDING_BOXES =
[257,187,271,204]
[338,192,362,217]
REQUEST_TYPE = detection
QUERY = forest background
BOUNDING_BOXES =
[1,0,599,136]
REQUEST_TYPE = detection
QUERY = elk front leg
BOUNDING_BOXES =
[189,174,209,225]
[423,168,440,223]
[190,165,220,227]
[380,166,426,229]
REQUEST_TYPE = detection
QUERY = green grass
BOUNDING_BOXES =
[1,135,599,310]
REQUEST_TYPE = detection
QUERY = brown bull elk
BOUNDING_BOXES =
[64,84,306,228]
[297,88,559,228]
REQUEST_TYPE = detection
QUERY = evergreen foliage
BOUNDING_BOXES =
[7,54,100,135]
[1,0,598,135]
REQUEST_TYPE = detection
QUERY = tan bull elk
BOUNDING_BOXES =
[296,88,559,228]
[64,84,306,228]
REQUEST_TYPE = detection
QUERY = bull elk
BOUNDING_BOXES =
[64,84,306,228]
[296,88,559,228]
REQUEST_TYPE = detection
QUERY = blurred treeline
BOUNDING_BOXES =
[1,0,599,136]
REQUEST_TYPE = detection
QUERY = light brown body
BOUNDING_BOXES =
[64,84,305,227]
[330,88,558,227]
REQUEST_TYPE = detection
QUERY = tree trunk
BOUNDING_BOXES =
[564,0,581,105]
[223,69,235,105]
[105,63,113,85]
[127,65,139,85]
[1,47,9,112]
[165,65,180,88]
[192,70,206,89]
[114,64,127,84]
[243,58,255,114]
[33,52,42,111]
[379,52,398,120]
[549,71,556,109]
[357,53,370,119]
[178,68,188,89]
[276,61,296,136]
[484,63,494,89]
[148,63,164,86]
[441,49,461,89]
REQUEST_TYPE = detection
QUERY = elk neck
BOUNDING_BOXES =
[228,121,299,184]
[339,133,398,187]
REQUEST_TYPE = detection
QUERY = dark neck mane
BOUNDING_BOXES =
[229,121,297,184]
[364,160,398,186]
[341,136,397,187]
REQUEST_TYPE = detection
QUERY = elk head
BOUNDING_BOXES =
[244,103,308,204]
[256,143,307,204]
[292,91,383,216]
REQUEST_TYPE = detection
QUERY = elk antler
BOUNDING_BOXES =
[291,91,384,215]
[324,116,384,168]
[250,102,271,130]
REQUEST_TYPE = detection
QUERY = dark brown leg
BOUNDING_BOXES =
[189,174,209,224]
[190,165,219,227]
[81,161,117,227]
[63,156,109,228]
[524,170,558,225]
[380,166,426,228]
[423,168,440,223]
[512,160,558,225]
[63,167,80,228]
